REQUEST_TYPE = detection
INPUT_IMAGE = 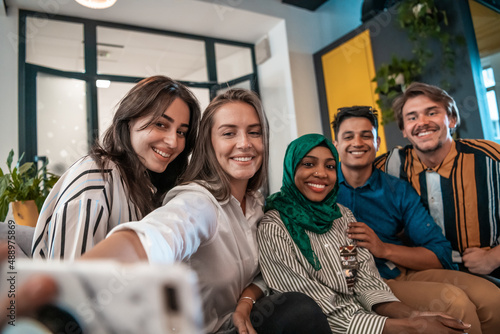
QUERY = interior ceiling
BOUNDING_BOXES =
[469,0,500,58]
[5,0,281,44]
[5,0,284,83]
[5,0,284,80]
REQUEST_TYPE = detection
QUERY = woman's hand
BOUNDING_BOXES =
[0,243,58,329]
[233,300,256,334]
[409,311,471,333]
[384,311,471,334]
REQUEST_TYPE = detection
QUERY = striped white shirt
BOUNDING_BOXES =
[32,156,140,260]
[258,205,399,334]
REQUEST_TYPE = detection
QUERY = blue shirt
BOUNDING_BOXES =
[337,166,457,279]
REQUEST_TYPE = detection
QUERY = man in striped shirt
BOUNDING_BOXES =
[375,82,500,281]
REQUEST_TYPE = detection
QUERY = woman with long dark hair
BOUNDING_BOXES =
[31,75,200,260]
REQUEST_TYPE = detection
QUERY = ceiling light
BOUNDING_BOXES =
[74,0,117,9]
[96,80,111,88]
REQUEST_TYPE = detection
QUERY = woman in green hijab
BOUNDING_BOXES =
[257,134,470,334]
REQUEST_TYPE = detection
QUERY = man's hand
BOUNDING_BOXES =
[347,222,388,258]
[463,247,500,275]
[232,300,256,334]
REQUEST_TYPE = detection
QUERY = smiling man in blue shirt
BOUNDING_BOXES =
[332,106,500,334]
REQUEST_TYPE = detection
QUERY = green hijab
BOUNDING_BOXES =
[265,133,342,271]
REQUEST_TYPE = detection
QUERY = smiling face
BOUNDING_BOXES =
[401,95,456,154]
[130,97,190,173]
[294,146,337,202]
[335,117,380,171]
[211,102,264,190]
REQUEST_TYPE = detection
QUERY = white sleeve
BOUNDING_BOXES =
[109,190,218,264]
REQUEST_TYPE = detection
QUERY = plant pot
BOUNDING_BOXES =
[11,200,39,227]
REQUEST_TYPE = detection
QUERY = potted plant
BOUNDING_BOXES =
[397,0,458,74]
[0,150,59,226]
[373,56,422,124]
[372,0,463,124]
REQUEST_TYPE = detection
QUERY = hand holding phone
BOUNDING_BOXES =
[1,259,204,334]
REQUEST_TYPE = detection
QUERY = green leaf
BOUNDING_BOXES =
[18,162,34,175]
[0,177,7,197]
[6,150,14,171]
[0,150,60,208]
[0,198,9,222]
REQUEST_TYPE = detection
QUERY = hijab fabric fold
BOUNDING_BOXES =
[265,134,342,270]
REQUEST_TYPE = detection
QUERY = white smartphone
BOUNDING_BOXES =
[1,259,204,334]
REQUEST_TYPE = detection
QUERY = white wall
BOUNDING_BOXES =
[257,21,297,193]
[0,10,19,172]
[290,1,364,136]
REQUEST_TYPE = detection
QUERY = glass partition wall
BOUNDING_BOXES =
[469,0,500,142]
[19,10,259,174]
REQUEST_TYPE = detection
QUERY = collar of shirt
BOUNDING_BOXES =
[410,141,458,179]
[338,163,381,191]
[227,191,264,220]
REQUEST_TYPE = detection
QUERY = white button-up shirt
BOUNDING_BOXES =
[111,183,267,333]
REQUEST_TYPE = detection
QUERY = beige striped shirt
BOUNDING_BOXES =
[257,205,399,334]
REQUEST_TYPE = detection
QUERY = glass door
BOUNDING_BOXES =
[469,0,500,142]
[35,72,88,175]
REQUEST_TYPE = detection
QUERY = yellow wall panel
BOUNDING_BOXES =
[321,29,387,154]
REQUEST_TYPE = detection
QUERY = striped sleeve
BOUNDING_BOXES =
[45,198,108,259]
[31,157,135,260]
[449,140,500,251]
[353,243,401,310]
[373,153,388,171]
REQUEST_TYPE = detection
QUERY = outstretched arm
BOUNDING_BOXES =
[1,231,146,329]
[81,230,147,262]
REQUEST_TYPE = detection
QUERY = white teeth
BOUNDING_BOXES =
[418,131,434,137]
[153,148,171,158]
[351,151,364,155]
[233,157,252,162]
[307,183,325,189]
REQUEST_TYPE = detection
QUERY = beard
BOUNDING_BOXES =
[413,140,443,154]
[410,123,444,154]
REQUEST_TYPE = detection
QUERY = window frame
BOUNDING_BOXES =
[18,9,260,163]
